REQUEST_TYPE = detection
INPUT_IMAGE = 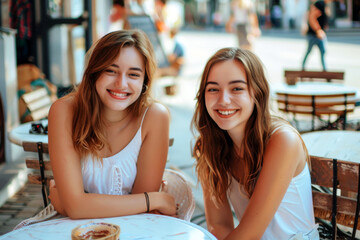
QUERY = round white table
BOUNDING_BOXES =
[301,130,360,163]
[8,119,48,146]
[271,82,360,97]
[0,214,216,240]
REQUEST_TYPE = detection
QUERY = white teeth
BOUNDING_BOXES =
[109,90,127,97]
[218,110,236,115]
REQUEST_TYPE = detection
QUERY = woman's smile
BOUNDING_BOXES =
[107,89,131,99]
[216,109,238,118]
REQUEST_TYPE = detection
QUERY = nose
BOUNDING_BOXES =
[115,73,128,88]
[219,90,231,105]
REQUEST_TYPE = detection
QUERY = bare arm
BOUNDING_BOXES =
[48,99,176,219]
[132,102,170,194]
[226,15,235,33]
[201,180,234,240]
[225,1,236,33]
[308,5,326,39]
[249,13,261,37]
[225,128,307,239]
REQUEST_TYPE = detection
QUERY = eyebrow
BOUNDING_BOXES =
[110,64,143,72]
[206,80,247,85]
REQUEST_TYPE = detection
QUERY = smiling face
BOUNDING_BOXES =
[205,60,254,136]
[95,46,145,119]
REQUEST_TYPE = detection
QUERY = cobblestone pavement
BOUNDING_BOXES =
[0,183,43,235]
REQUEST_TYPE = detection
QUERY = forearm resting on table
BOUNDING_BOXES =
[207,222,234,240]
[59,192,158,219]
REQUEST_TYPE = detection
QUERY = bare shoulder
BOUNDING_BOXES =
[48,96,75,123]
[264,126,307,172]
[142,102,170,136]
[144,102,170,123]
[268,126,302,148]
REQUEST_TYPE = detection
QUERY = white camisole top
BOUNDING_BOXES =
[81,108,148,195]
[227,163,319,239]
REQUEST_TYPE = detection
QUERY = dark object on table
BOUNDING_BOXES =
[29,122,48,134]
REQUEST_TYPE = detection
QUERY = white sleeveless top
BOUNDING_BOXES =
[81,108,148,195]
[227,163,319,239]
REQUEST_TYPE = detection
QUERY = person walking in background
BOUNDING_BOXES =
[226,0,261,51]
[47,30,176,219]
[154,0,185,77]
[109,0,127,32]
[302,0,329,71]
[192,47,319,239]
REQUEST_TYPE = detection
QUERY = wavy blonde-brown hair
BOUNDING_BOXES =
[70,30,157,159]
[192,47,308,204]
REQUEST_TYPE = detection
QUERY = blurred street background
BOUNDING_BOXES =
[1,0,360,236]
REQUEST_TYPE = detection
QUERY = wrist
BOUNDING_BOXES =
[147,192,158,212]
[144,192,150,213]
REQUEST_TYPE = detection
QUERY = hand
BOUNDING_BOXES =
[252,28,261,38]
[225,18,235,33]
[316,29,326,39]
[225,23,234,33]
[48,180,67,216]
[150,192,177,217]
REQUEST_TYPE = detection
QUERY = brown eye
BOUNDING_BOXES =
[105,69,116,74]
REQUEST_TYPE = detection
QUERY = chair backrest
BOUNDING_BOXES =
[284,70,344,84]
[276,92,356,131]
[161,169,195,221]
[310,155,360,239]
[19,88,54,123]
[23,141,51,207]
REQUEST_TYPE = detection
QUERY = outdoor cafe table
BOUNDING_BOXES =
[8,119,48,146]
[0,213,216,240]
[271,81,360,98]
[271,82,360,130]
[301,130,360,163]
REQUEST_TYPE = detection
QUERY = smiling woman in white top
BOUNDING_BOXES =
[192,47,319,239]
[48,30,176,219]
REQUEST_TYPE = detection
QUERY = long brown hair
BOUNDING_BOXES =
[71,30,157,159]
[192,47,295,203]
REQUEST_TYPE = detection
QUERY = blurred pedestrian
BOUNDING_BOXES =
[109,0,127,32]
[302,0,329,71]
[226,0,261,51]
[154,0,185,77]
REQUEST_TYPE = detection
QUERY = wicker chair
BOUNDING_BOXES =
[161,169,195,221]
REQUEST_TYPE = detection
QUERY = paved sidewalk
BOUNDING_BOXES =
[0,183,43,235]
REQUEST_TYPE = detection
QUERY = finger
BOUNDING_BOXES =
[49,179,55,188]
[161,180,168,192]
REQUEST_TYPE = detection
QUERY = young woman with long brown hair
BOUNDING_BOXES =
[192,47,318,239]
[48,30,176,219]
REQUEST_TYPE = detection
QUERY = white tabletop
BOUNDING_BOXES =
[301,130,360,164]
[8,119,48,146]
[271,82,360,98]
[0,214,216,240]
